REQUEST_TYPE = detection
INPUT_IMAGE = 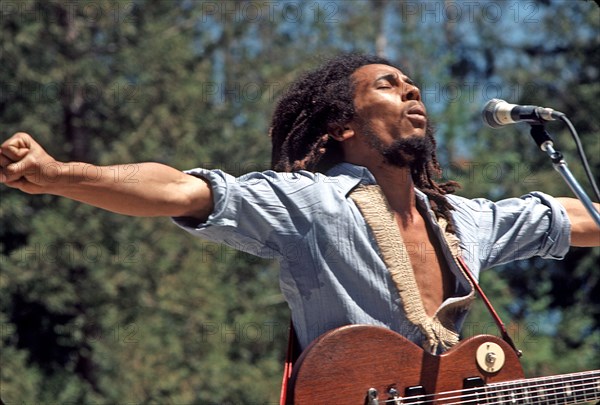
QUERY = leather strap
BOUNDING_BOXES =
[279,321,298,405]
[456,255,522,357]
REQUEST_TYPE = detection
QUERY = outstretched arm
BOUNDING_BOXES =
[556,197,600,247]
[0,132,213,220]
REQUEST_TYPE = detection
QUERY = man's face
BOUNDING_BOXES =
[348,64,433,168]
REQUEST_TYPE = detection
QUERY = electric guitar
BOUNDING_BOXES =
[286,324,600,404]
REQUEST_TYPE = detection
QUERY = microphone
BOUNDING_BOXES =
[482,99,564,128]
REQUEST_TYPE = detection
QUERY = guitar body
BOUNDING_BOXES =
[287,324,525,404]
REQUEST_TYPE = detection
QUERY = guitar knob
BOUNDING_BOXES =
[476,342,506,373]
[486,352,497,365]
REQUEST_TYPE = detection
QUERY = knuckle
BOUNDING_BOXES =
[13,131,31,139]
[6,163,21,175]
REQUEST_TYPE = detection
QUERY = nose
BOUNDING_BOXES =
[402,82,421,102]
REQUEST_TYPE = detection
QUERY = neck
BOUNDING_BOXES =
[367,163,418,226]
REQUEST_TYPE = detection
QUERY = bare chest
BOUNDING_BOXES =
[397,219,455,317]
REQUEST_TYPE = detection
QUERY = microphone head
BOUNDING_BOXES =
[482,98,505,128]
[482,99,564,128]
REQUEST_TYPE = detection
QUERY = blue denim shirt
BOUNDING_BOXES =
[173,163,571,349]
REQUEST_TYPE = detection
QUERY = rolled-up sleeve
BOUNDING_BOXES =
[172,168,327,259]
[449,192,571,270]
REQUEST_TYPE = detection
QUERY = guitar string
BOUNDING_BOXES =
[376,372,600,405]
[379,379,599,405]
[378,378,600,405]
[394,377,600,405]
[442,378,600,405]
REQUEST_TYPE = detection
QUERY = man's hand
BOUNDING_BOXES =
[0,132,57,194]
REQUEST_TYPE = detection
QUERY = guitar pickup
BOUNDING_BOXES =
[463,377,486,403]
[404,385,426,403]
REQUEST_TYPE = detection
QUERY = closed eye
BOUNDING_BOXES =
[375,78,395,89]
[375,73,400,89]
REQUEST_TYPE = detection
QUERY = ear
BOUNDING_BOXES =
[328,123,355,142]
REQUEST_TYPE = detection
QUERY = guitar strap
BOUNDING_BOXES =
[279,320,303,405]
[455,254,522,357]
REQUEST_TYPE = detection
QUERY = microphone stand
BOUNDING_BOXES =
[529,124,600,227]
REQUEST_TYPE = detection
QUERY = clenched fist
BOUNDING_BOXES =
[0,132,60,194]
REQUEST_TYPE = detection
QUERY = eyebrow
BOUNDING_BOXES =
[404,76,416,86]
[375,73,416,86]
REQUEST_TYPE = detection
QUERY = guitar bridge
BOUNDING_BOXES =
[365,386,409,405]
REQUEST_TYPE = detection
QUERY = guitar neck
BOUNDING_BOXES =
[483,370,600,404]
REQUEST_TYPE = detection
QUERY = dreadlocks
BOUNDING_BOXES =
[269,53,460,231]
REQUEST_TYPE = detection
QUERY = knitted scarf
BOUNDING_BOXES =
[350,184,475,353]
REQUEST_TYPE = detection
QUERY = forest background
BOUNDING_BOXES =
[1,0,599,403]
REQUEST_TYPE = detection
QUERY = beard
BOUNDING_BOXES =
[360,121,436,169]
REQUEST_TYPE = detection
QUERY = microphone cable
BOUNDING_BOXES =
[558,114,600,202]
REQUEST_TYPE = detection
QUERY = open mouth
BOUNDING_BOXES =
[406,105,427,126]
[406,105,426,117]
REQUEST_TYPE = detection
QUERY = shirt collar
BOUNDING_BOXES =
[325,163,377,196]
[325,163,435,217]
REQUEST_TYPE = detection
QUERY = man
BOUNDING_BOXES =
[1,54,599,353]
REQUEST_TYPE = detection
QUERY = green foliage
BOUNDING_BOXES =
[1,0,598,402]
